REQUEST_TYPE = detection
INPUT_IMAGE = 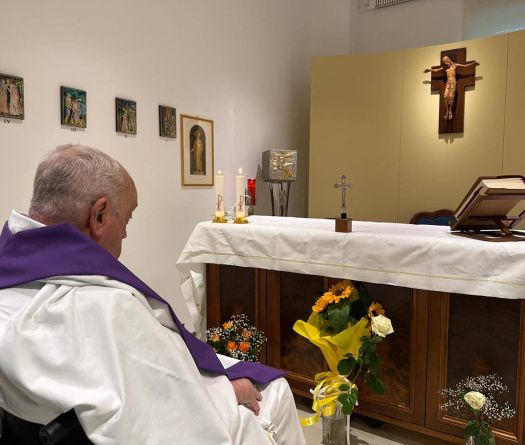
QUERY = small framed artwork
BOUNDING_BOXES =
[0,73,24,120]
[115,98,137,135]
[180,114,214,186]
[159,105,176,138]
[61,86,87,128]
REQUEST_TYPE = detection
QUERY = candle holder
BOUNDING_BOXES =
[234,216,248,224]
[212,216,227,223]
[247,179,256,216]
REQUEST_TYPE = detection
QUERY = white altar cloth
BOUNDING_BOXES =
[177,216,525,332]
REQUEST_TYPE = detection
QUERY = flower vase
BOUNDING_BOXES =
[465,432,496,445]
[322,403,350,445]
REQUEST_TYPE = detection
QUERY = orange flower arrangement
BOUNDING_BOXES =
[206,314,266,362]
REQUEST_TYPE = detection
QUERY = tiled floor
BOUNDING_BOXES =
[296,400,450,445]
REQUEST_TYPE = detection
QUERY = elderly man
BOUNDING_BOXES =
[0,144,306,445]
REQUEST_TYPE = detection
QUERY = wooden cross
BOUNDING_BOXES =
[425,47,478,134]
[334,175,351,219]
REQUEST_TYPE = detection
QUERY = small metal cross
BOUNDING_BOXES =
[334,175,352,219]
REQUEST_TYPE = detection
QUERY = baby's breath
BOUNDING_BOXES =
[439,374,516,424]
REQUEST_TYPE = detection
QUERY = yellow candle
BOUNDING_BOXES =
[215,170,224,218]
[235,168,246,218]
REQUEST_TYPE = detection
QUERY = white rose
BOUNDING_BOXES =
[464,391,486,410]
[370,314,394,338]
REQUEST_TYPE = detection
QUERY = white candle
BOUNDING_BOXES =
[215,170,224,218]
[235,168,246,218]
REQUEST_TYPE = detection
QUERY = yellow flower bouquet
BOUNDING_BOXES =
[293,280,393,424]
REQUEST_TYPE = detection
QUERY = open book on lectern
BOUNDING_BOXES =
[450,175,525,241]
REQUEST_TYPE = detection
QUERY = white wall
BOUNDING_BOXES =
[312,0,352,55]
[463,0,525,39]
[349,0,464,54]
[0,0,350,322]
[348,0,525,55]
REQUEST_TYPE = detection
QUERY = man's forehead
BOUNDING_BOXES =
[128,183,138,212]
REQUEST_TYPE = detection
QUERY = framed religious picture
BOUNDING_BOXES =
[180,114,214,186]
[60,86,87,128]
[0,73,24,120]
[115,98,137,135]
[159,105,176,138]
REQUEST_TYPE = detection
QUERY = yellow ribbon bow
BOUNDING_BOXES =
[300,372,357,426]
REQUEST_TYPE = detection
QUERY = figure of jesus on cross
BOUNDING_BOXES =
[424,47,479,134]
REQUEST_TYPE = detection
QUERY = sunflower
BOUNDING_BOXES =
[368,302,385,318]
[328,280,354,299]
[312,281,355,313]
[312,294,330,313]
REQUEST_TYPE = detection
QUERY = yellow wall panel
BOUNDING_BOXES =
[309,53,403,221]
[503,31,525,175]
[309,31,519,223]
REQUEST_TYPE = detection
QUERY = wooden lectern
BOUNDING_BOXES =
[451,175,525,241]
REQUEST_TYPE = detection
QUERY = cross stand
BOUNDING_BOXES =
[334,175,352,233]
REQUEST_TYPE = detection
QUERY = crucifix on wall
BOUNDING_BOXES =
[423,47,479,134]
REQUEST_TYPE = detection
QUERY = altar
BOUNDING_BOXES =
[177,216,525,445]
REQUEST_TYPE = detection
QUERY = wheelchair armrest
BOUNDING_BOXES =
[39,409,87,445]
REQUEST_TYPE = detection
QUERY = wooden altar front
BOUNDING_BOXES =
[206,266,524,445]
[177,217,525,444]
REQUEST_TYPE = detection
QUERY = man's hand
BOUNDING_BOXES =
[231,378,262,415]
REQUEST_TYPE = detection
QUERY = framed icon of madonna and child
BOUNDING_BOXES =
[180,114,214,186]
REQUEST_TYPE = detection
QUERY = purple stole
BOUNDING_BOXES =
[0,222,284,384]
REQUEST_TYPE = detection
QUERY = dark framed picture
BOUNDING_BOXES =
[180,114,214,186]
[159,105,176,138]
[60,86,87,128]
[115,98,136,135]
[0,73,24,120]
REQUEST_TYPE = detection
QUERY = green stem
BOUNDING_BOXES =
[351,357,365,383]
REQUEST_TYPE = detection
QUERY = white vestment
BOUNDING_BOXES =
[0,211,306,445]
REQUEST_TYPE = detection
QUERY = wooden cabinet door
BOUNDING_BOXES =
[206,264,268,363]
[426,292,525,445]
[356,285,429,426]
[266,270,328,398]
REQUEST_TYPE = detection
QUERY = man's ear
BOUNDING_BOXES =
[88,197,110,240]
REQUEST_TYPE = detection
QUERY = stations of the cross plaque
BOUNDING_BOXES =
[424,47,479,134]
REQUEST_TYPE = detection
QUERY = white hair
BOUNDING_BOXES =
[29,144,131,226]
